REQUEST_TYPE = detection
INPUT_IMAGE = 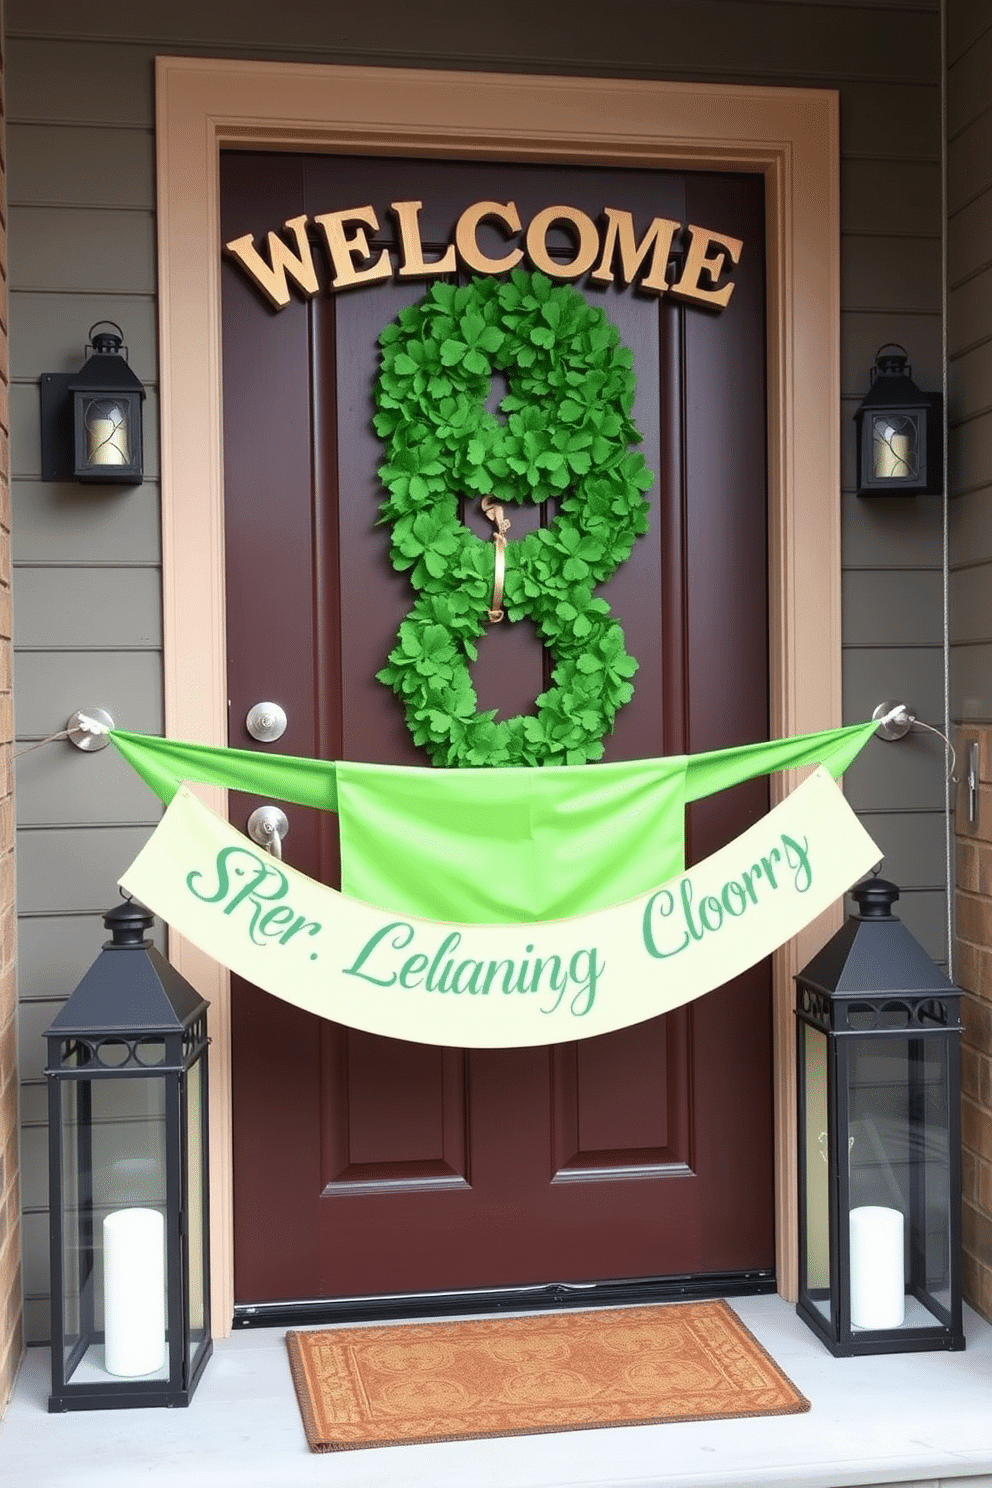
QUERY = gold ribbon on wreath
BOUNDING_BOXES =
[481,496,511,623]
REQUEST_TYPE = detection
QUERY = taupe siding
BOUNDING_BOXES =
[3,0,946,1342]
[0,0,22,1415]
[949,0,992,618]
[948,1,992,803]
[949,0,992,1323]
[839,24,946,953]
[6,13,161,1342]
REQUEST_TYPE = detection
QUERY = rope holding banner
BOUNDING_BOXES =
[873,700,958,782]
[481,496,511,622]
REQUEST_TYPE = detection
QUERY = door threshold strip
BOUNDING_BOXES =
[233,1270,776,1329]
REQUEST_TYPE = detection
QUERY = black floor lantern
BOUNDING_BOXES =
[796,876,964,1355]
[44,900,212,1410]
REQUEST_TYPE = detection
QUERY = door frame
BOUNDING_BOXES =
[155,56,841,1334]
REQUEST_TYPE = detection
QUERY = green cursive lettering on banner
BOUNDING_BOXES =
[342,924,605,1017]
[186,845,322,950]
[642,831,814,960]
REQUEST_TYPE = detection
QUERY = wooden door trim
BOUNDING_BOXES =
[155,56,841,1333]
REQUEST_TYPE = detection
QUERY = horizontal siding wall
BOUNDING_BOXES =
[0,5,23,1416]
[948,0,992,1324]
[6,11,164,1348]
[950,0,992,705]
[3,0,946,1343]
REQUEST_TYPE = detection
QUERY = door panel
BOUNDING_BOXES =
[221,152,769,1304]
[321,1031,470,1194]
[551,1013,691,1178]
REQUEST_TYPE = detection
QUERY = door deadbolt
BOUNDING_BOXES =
[245,701,288,743]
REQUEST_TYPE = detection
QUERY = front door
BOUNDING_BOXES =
[220,153,770,1307]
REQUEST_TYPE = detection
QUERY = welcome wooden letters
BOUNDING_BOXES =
[225,199,743,310]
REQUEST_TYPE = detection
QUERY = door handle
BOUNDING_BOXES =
[246,805,289,860]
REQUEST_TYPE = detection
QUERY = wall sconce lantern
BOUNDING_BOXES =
[44,899,211,1411]
[854,344,941,496]
[795,876,963,1356]
[40,322,145,485]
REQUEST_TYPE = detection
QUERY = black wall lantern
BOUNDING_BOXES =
[854,344,941,496]
[44,899,211,1410]
[796,876,964,1356]
[40,322,145,485]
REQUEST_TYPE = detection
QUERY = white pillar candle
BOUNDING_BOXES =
[103,1207,166,1377]
[85,402,129,465]
[873,425,911,479]
[849,1205,905,1330]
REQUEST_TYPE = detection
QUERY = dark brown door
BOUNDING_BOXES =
[220,154,770,1305]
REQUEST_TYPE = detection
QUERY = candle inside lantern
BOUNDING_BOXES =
[85,399,130,466]
[849,1205,905,1330]
[103,1207,166,1376]
[873,421,911,480]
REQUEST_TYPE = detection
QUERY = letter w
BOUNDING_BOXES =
[224,215,319,309]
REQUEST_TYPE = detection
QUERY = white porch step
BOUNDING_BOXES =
[3,1294,992,1488]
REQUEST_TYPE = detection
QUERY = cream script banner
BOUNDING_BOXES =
[119,768,881,1048]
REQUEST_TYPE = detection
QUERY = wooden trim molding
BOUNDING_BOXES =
[155,56,841,1332]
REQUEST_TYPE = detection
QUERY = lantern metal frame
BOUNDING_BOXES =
[44,900,212,1410]
[39,321,146,485]
[854,344,941,497]
[795,878,964,1356]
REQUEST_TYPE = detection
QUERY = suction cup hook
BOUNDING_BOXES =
[872,701,915,742]
[66,708,114,751]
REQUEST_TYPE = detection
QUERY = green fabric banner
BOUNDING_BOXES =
[118,768,881,1048]
[110,721,877,922]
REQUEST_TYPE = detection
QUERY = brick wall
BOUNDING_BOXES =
[955,727,992,1318]
[0,4,21,1414]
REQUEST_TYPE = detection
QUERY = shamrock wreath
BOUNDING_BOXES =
[373,270,653,767]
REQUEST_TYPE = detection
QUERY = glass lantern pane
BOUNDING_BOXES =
[63,1074,170,1384]
[83,397,131,468]
[185,1052,208,1366]
[803,1024,831,1319]
[847,1031,951,1331]
[872,414,919,481]
[59,1079,92,1379]
[915,1039,953,1318]
[848,1034,909,1329]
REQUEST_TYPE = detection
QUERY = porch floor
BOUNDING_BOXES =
[4,1294,992,1488]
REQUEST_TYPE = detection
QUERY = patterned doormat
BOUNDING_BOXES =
[286,1300,810,1452]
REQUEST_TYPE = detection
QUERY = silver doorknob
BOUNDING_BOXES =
[246,701,288,743]
[246,805,289,860]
